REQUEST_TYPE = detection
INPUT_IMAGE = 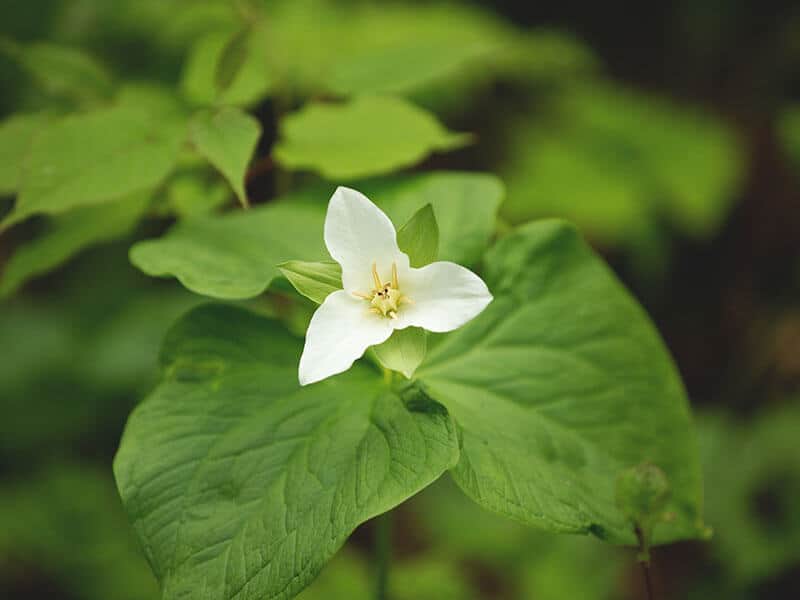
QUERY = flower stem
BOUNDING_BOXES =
[373,511,392,600]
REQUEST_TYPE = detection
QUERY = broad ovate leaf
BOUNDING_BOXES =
[2,105,186,229]
[273,96,470,179]
[130,200,326,299]
[190,107,261,208]
[416,220,704,544]
[131,172,501,298]
[114,304,459,600]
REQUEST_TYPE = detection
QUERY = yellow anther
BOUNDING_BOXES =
[356,261,412,319]
[372,262,382,290]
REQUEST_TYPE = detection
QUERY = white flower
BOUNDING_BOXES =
[298,186,493,385]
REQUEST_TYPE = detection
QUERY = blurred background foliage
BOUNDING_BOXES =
[0,0,799,598]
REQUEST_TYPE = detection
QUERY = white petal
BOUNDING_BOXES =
[324,186,409,294]
[299,289,394,385]
[395,261,492,333]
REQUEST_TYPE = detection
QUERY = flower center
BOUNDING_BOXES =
[352,262,412,319]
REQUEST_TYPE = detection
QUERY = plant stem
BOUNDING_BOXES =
[640,560,654,600]
[635,525,654,600]
[373,511,392,600]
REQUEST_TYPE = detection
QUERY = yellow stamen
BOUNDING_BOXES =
[358,260,413,319]
[372,262,382,290]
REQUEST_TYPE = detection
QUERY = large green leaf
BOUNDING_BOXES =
[0,191,150,298]
[273,96,470,179]
[0,112,52,195]
[416,220,703,544]
[131,172,502,298]
[114,304,459,600]
[190,107,261,208]
[130,199,326,299]
[1,105,186,229]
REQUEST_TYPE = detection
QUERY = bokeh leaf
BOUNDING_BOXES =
[0,112,52,195]
[0,39,113,106]
[416,220,704,544]
[0,463,158,600]
[190,107,261,208]
[499,83,743,244]
[698,406,800,584]
[273,96,471,179]
[779,105,800,169]
[0,191,150,298]
[2,105,186,229]
[114,303,460,600]
[181,28,273,107]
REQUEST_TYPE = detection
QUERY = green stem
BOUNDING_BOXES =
[373,511,392,600]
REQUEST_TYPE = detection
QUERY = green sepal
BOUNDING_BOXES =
[397,203,439,267]
[373,327,427,379]
[278,260,342,304]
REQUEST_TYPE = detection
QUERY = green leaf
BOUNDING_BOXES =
[360,171,503,267]
[0,112,52,195]
[698,406,800,583]
[165,173,230,218]
[0,463,159,600]
[214,28,250,94]
[0,191,150,298]
[278,260,342,304]
[499,83,743,243]
[130,198,327,299]
[273,96,471,179]
[779,105,800,169]
[181,29,273,107]
[190,107,261,208]
[325,40,495,97]
[416,220,704,544]
[397,203,439,267]
[114,304,460,600]
[0,39,113,106]
[1,105,186,229]
[131,172,501,298]
[373,327,427,379]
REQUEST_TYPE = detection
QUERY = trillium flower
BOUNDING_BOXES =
[299,187,493,385]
